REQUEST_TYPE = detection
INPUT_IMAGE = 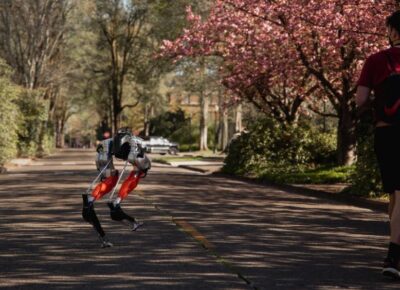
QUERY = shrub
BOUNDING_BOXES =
[169,121,199,146]
[16,90,49,157]
[223,117,337,177]
[306,130,337,165]
[0,60,20,166]
[349,113,382,197]
[148,109,187,138]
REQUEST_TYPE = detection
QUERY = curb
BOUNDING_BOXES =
[212,172,387,214]
[177,165,209,173]
[152,160,213,174]
[8,158,33,166]
[151,160,172,166]
[2,158,33,174]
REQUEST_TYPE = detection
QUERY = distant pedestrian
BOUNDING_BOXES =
[356,10,400,279]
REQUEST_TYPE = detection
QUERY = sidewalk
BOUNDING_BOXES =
[153,151,225,174]
[171,161,224,174]
[211,172,388,214]
[1,158,33,173]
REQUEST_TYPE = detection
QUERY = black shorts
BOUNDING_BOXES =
[374,125,400,194]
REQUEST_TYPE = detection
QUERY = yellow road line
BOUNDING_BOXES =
[136,190,214,250]
[134,190,255,288]
[173,219,215,250]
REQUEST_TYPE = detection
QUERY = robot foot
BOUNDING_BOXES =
[108,202,143,231]
[99,235,113,248]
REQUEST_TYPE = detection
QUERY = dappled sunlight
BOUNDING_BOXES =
[0,151,245,289]
[142,170,396,289]
[1,149,398,289]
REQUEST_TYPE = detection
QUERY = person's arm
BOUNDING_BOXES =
[356,55,374,108]
[356,86,371,108]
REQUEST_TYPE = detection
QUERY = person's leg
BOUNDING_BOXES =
[383,191,400,277]
[389,193,396,220]
[374,127,400,277]
[390,191,400,243]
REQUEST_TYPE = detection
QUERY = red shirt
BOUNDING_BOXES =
[357,47,400,121]
[358,47,400,88]
[357,47,400,122]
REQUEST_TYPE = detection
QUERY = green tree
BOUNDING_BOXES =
[0,59,20,167]
[148,109,186,137]
[90,0,148,134]
[0,0,70,155]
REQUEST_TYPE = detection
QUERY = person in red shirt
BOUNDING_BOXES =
[356,10,400,279]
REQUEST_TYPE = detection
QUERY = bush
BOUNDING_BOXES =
[148,109,187,138]
[306,130,337,164]
[0,60,20,166]
[148,109,201,151]
[16,90,49,157]
[348,113,382,197]
[223,117,337,178]
[169,121,199,146]
[178,144,200,152]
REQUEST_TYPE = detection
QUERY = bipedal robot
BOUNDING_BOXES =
[82,128,151,248]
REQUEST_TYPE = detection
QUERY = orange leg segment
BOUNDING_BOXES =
[118,171,141,200]
[91,175,119,201]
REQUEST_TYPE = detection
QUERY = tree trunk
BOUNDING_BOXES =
[55,117,65,148]
[198,56,209,151]
[36,121,46,157]
[60,132,65,148]
[112,92,121,134]
[108,102,113,135]
[199,93,209,151]
[235,104,243,132]
[337,103,357,165]
[218,106,229,150]
[55,119,62,148]
[144,103,150,137]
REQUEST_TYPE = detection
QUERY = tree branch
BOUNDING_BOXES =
[307,105,338,118]
[121,100,140,111]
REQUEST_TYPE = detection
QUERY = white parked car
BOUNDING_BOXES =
[142,136,179,155]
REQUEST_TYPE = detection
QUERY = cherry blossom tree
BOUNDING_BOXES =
[160,0,397,165]
[161,3,312,125]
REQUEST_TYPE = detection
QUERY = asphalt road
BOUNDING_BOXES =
[0,149,398,289]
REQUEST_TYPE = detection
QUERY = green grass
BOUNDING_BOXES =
[259,165,354,185]
[151,158,171,165]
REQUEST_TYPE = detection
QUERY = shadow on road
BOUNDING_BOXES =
[142,171,395,289]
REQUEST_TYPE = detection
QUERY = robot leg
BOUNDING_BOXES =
[117,171,141,200]
[91,172,119,201]
[82,195,113,247]
[109,171,141,224]
[107,202,143,231]
[82,194,106,237]
[107,202,135,223]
